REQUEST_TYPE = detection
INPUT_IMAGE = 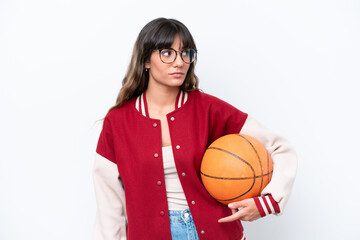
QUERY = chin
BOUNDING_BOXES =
[167,78,185,87]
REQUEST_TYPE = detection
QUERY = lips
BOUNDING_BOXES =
[169,72,185,77]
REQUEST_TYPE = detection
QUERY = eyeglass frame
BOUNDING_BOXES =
[152,48,198,64]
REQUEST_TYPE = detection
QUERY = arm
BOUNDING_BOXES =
[93,153,127,240]
[240,115,298,215]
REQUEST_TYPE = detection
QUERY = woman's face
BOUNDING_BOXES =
[145,34,191,89]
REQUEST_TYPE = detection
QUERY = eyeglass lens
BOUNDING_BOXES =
[160,49,196,63]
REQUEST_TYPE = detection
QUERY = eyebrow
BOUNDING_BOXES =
[168,47,189,51]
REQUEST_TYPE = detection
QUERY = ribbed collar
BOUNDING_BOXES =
[135,90,188,117]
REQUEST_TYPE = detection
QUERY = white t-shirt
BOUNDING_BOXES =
[162,145,189,211]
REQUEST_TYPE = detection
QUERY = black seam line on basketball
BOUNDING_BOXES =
[200,171,273,180]
[237,135,264,194]
[237,134,264,195]
[206,147,256,199]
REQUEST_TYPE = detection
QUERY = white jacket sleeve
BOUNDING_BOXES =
[240,116,298,214]
[93,153,127,240]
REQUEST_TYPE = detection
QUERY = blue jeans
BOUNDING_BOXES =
[169,209,200,240]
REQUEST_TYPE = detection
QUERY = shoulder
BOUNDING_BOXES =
[105,98,136,121]
[190,90,231,106]
[191,90,241,111]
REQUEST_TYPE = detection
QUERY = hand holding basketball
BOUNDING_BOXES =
[218,198,261,223]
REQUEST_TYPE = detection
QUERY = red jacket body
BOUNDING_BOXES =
[96,90,248,240]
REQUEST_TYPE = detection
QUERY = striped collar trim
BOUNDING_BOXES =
[135,90,188,117]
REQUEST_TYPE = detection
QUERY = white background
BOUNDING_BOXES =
[1,0,359,239]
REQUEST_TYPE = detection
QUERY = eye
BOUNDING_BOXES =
[182,50,190,56]
[161,49,172,57]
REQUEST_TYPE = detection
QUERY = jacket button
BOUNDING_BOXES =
[201,230,205,234]
[153,123,158,127]
[157,181,162,186]
[170,117,175,121]
[182,172,186,176]
[176,145,180,149]
[191,201,195,205]
[160,211,165,216]
[154,153,159,158]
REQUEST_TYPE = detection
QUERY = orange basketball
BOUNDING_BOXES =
[200,134,273,205]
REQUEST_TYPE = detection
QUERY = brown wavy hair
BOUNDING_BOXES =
[106,17,199,115]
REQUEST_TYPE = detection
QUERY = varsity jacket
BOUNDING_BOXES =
[93,90,298,240]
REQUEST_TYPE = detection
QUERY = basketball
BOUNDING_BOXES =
[200,134,273,205]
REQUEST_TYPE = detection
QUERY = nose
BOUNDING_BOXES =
[172,52,184,68]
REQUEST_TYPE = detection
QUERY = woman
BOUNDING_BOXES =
[93,17,297,240]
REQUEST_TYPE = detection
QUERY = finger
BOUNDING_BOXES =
[228,199,251,209]
[218,210,244,223]
[235,203,261,222]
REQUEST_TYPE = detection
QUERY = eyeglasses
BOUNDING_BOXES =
[153,48,197,64]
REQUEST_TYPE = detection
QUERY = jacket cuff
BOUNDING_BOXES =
[253,194,280,217]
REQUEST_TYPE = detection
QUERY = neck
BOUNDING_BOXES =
[145,85,180,109]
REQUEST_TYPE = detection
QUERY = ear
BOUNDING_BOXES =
[144,60,150,69]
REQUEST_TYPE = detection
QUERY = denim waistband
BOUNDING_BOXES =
[169,208,193,223]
